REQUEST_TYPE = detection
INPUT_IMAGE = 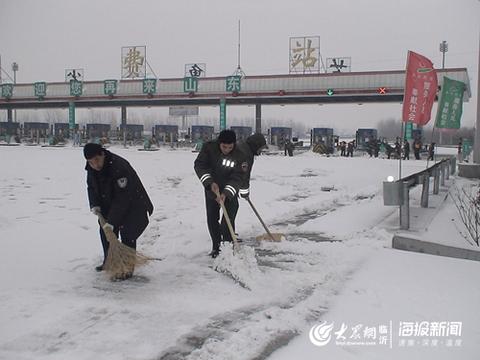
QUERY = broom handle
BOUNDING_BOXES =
[97,213,107,227]
[213,189,238,250]
[246,198,276,241]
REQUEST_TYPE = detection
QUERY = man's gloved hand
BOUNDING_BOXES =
[91,206,101,216]
[102,223,114,232]
[240,189,250,199]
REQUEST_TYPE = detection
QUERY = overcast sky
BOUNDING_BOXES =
[0,0,479,133]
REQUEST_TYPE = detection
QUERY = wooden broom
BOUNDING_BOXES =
[97,213,152,280]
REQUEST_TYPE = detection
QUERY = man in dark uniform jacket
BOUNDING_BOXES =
[84,143,153,276]
[236,133,267,199]
[194,130,247,258]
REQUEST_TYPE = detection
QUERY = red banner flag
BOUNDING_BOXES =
[402,51,438,126]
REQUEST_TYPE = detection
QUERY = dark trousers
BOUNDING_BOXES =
[99,211,149,264]
[204,190,239,251]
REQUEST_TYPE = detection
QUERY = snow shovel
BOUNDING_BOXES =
[246,198,284,241]
[213,189,239,252]
[97,213,152,280]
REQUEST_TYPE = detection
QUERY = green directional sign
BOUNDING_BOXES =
[462,139,472,158]
[68,102,75,130]
[404,122,413,140]
[70,80,83,97]
[104,80,118,96]
[34,82,47,98]
[219,98,226,130]
[326,89,335,96]
[184,77,198,93]
[143,78,157,94]
[1,84,13,98]
[226,76,241,92]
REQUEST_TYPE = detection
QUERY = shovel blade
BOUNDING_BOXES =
[255,233,285,242]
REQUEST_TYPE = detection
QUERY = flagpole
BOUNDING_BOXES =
[399,51,411,181]
[399,121,404,180]
[427,124,436,168]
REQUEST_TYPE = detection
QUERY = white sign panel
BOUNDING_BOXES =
[289,36,320,73]
[65,68,84,82]
[121,46,146,79]
[326,57,352,73]
[184,63,206,78]
[169,106,199,116]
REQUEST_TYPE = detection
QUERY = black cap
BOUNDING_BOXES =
[217,130,236,144]
[83,143,104,159]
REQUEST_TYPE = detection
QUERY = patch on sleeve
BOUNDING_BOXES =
[117,177,128,188]
[241,161,249,172]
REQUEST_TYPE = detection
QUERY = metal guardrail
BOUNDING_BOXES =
[383,157,456,230]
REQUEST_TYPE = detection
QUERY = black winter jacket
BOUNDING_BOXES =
[86,150,153,228]
[194,140,247,199]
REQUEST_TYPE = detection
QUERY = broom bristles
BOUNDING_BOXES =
[103,228,152,280]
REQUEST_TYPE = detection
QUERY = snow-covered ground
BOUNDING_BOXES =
[0,145,478,360]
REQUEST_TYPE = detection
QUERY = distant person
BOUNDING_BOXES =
[236,133,268,200]
[457,138,463,162]
[385,142,393,159]
[347,141,354,157]
[373,139,380,158]
[285,140,294,157]
[428,142,435,161]
[413,139,422,160]
[403,140,410,160]
[84,143,154,279]
[394,140,401,159]
[340,141,346,157]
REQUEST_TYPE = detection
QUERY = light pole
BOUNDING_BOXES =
[12,62,18,122]
[439,41,448,69]
[438,41,448,145]
[474,34,480,164]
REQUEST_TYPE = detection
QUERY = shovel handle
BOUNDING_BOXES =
[247,198,276,241]
[213,189,238,250]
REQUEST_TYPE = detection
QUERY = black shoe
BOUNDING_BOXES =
[209,249,220,258]
[95,264,104,272]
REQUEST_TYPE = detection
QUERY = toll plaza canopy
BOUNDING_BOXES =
[0,68,470,109]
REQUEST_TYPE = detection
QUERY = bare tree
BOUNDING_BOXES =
[376,117,402,140]
[450,184,480,246]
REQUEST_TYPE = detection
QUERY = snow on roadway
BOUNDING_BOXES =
[0,144,477,359]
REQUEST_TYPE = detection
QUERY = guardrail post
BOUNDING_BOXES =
[446,161,450,180]
[450,157,456,175]
[433,167,440,195]
[440,164,445,186]
[421,174,429,208]
[400,181,410,230]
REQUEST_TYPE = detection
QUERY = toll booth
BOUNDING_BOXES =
[24,122,50,138]
[0,122,20,137]
[120,124,144,140]
[270,127,292,147]
[355,128,378,151]
[86,124,111,140]
[154,125,179,143]
[191,125,214,143]
[230,126,252,141]
[54,123,79,139]
[311,128,334,154]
